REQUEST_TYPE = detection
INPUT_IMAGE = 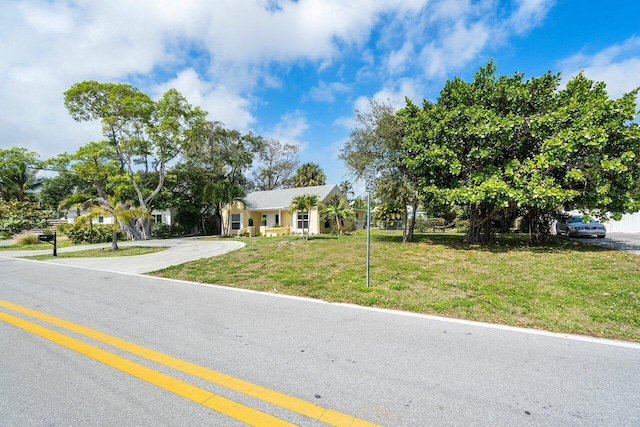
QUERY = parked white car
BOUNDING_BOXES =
[556,215,606,238]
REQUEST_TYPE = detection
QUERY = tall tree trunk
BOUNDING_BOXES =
[138,218,151,240]
[200,215,207,235]
[402,204,409,242]
[528,207,554,245]
[463,207,495,244]
[111,229,119,251]
[407,194,419,242]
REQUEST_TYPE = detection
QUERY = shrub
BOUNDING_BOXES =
[56,223,73,235]
[414,217,430,233]
[65,223,120,244]
[12,231,40,245]
[0,200,51,235]
[454,220,469,233]
[151,222,183,239]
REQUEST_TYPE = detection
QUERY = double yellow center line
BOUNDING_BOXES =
[0,299,378,426]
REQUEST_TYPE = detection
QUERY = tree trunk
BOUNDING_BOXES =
[407,195,419,242]
[462,207,495,245]
[200,216,207,235]
[111,230,119,251]
[138,218,151,240]
[527,207,554,245]
[402,204,409,242]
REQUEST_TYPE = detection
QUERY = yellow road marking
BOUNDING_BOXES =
[0,310,293,426]
[0,299,379,426]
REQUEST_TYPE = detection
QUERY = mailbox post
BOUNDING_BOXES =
[38,232,57,257]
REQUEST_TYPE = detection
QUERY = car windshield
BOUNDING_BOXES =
[567,215,585,223]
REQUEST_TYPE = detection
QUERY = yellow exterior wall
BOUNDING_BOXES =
[222,196,360,236]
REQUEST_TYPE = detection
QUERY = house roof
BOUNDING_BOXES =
[244,184,339,210]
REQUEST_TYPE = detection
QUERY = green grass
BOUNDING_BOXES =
[152,231,640,342]
[0,235,74,250]
[26,246,167,260]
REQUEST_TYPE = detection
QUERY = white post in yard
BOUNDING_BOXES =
[364,166,375,287]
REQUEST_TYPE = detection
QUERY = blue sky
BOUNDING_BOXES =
[2,0,639,195]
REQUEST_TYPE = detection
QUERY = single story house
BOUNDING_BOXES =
[222,184,364,236]
[65,207,177,226]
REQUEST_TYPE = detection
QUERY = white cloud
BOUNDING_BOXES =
[380,0,554,79]
[560,37,640,99]
[420,20,491,77]
[0,0,558,168]
[308,81,351,103]
[153,68,256,131]
[385,41,415,75]
[507,0,556,35]
[264,110,310,152]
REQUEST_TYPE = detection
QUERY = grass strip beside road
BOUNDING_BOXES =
[152,232,640,342]
[25,246,168,260]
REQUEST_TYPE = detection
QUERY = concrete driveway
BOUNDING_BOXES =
[571,232,640,255]
[0,237,245,274]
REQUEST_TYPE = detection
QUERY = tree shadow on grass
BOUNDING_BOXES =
[373,232,615,254]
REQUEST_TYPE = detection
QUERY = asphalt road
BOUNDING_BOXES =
[573,232,640,255]
[1,258,639,426]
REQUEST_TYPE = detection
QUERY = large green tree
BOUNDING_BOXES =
[320,195,355,235]
[177,120,260,233]
[183,120,261,186]
[340,99,421,242]
[402,61,640,244]
[63,81,208,240]
[251,138,299,190]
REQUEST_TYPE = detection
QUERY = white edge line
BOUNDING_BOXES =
[2,256,640,350]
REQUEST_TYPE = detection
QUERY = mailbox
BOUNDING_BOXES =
[38,234,55,242]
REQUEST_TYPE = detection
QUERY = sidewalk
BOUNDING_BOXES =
[0,238,245,274]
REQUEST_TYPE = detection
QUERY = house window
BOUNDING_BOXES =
[153,214,163,223]
[262,214,267,226]
[98,216,104,223]
[297,212,309,229]
[324,220,331,229]
[231,214,242,230]
[275,214,279,226]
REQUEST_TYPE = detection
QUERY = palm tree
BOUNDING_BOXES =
[293,163,326,188]
[62,190,151,250]
[289,194,319,240]
[3,163,44,201]
[205,179,247,235]
[82,203,150,250]
[339,181,354,200]
[320,197,356,235]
